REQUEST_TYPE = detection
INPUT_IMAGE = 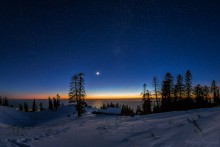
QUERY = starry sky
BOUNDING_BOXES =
[0,0,220,99]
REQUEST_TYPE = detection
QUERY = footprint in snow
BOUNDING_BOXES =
[0,139,7,147]
[20,138,32,143]
[6,139,31,147]
[33,137,41,141]
[121,138,130,142]
[44,133,51,137]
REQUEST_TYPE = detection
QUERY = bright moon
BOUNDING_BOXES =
[96,72,100,76]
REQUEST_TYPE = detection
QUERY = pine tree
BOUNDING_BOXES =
[174,85,178,99]
[121,105,134,116]
[48,97,54,110]
[19,104,23,111]
[69,73,87,117]
[136,105,142,114]
[39,102,44,111]
[32,99,36,112]
[211,80,219,105]
[56,93,61,108]
[203,85,210,101]
[194,84,205,108]
[53,97,57,109]
[141,84,151,114]
[202,85,210,107]
[161,73,174,98]
[185,70,192,99]
[2,97,9,106]
[176,74,184,99]
[68,75,78,103]
[77,73,87,116]
[0,96,2,105]
[161,72,174,111]
[100,103,107,109]
[110,102,114,107]
[115,103,120,108]
[24,102,29,112]
[152,76,159,109]
[217,89,220,100]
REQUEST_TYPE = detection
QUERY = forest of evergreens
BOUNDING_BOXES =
[137,70,220,115]
[100,70,220,116]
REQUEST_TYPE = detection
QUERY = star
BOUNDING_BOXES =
[96,72,100,76]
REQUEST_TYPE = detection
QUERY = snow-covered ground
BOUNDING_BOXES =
[1,105,220,147]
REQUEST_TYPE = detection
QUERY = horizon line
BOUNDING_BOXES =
[8,97,142,100]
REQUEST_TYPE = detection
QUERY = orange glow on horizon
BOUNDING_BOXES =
[8,93,142,99]
[7,93,67,99]
[87,94,140,99]
[7,90,162,99]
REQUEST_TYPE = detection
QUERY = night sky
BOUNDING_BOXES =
[1,0,220,99]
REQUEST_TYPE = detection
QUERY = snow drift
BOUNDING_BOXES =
[1,105,220,146]
[0,105,75,126]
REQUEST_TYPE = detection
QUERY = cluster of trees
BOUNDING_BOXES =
[100,102,134,116]
[90,70,220,116]
[121,105,134,116]
[19,102,29,112]
[0,96,9,106]
[100,102,121,109]
[48,94,61,110]
[69,73,87,117]
[137,84,151,114]
[18,94,61,112]
[138,70,220,115]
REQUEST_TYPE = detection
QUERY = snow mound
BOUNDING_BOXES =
[0,105,76,126]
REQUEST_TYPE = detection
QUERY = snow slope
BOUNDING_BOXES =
[0,105,75,126]
[1,105,220,147]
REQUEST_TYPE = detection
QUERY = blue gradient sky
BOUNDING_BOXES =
[0,0,220,99]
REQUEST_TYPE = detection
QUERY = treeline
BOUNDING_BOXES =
[100,102,135,116]
[0,96,9,106]
[18,94,61,112]
[99,70,220,116]
[48,94,61,110]
[138,70,220,115]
